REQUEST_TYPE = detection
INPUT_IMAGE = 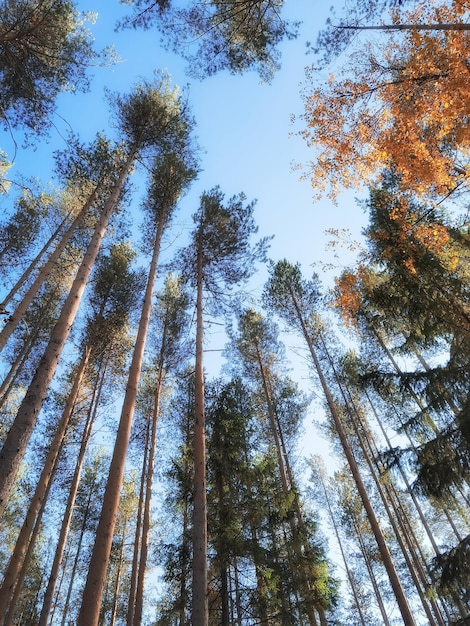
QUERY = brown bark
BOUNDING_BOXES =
[0,183,101,353]
[78,201,166,626]
[38,356,107,626]
[317,468,367,626]
[133,365,164,626]
[191,223,208,626]
[126,419,149,626]
[0,154,133,516]
[289,293,416,626]
[1,210,71,310]
[0,347,90,621]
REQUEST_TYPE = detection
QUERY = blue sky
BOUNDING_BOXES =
[3,0,367,282]
[1,1,368,463]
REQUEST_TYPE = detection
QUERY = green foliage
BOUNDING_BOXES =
[141,151,198,251]
[0,0,98,134]
[109,71,195,157]
[120,0,298,80]
[181,186,269,304]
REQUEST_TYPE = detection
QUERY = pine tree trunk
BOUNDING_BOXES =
[191,224,208,626]
[60,481,96,626]
[255,347,289,493]
[78,205,166,626]
[0,183,101,352]
[317,469,367,626]
[110,517,127,626]
[0,347,90,621]
[354,516,392,626]
[294,313,416,625]
[1,210,71,310]
[0,325,39,410]
[126,419,149,626]
[38,358,107,626]
[0,286,60,411]
[0,153,134,516]
[133,365,164,626]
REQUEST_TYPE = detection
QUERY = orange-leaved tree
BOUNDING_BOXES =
[300,0,470,199]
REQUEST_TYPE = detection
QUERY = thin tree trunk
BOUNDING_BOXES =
[287,291,416,626]
[354,517,392,626]
[110,517,127,626]
[0,328,38,410]
[0,347,91,621]
[0,286,59,411]
[317,468,368,626]
[340,22,470,31]
[1,210,71,310]
[255,347,290,494]
[133,364,164,626]
[0,153,134,516]
[4,466,54,626]
[191,223,208,626]
[126,419,150,626]
[0,183,101,352]
[78,203,166,626]
[60,480,96,626]
[39,356,107,626]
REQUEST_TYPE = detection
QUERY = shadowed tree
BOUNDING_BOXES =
[179,187,268,625]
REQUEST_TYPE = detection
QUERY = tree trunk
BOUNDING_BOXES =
[78,203,166,626]
[1,210,71,310]
[60,479,96,626]
[191,223,208,626]
[38,357,107,626]
[316,467,367,626]
[126,419,149,626]
[0,347,90,621]
[0,153,134,516]
[133,365,164,626]
[0,182,101,352]
[285,289,416,625]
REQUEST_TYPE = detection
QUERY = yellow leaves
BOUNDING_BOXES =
[300,0,470,199]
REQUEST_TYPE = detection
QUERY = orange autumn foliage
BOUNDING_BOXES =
[301,0,470,199]
[334,267,369,326]
[333,190,467,324]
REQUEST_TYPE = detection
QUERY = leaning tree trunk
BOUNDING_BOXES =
[0,153,135,516]
[288,290,417,626]
[0,183,102,353]
[38,356,108,626]
[0,347,91,621]
[317,468,368,626]
[126,418,149,626]
[78,205,166,626]
[133,364,164,626]
[0,209,71,311]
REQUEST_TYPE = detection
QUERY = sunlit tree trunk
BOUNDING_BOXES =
[0,210,71,311]
[133,364,164,626]
[305,331,415,624]
[0,184,101,352]
[0,152,134,516]
[78,195,166,625]
[126,420,149,626]
[0,347,91,621]
[39,358,108,626]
